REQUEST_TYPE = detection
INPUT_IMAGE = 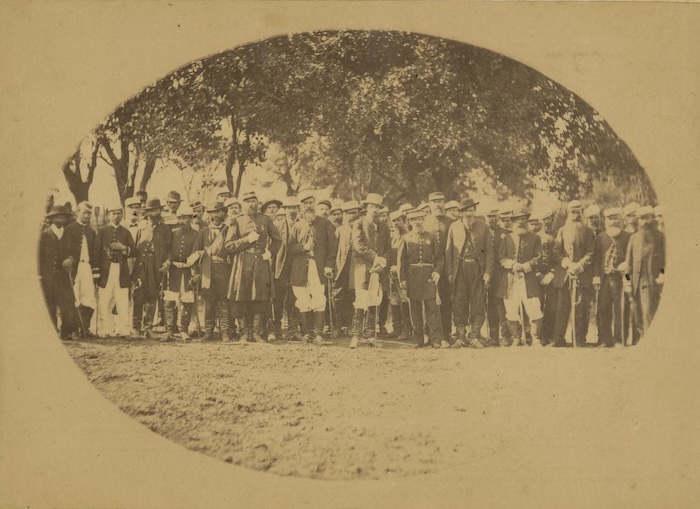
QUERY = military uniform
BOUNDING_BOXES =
[445,217,494,343]
[497,228,543,344]
[397,229,444,347]
[195,220,232,340]
[593,227,631,346]
[334,220,355,334]
[225,211,281,339]
[66,218,98,335]
[388,225,411,339]
[95,222,135,337]
[39,216,79,339]
[131,212,172,335]
[287,214,338,341]
[536,228,557,344]
[488,225,512,344]
[164,223,198,339]
[273,215,299,338]
[423,214,454,341]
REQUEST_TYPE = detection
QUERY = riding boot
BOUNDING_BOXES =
[350,308,364,349]
[389,304,402,338]
[162,300,177,341]
[238,316,249,343]
[218,301,233,342]
[531,318,544,347]
[363,306,377,341]
[79,305,95,337]
[313,310,326,345]
[180,303,192,335]
[251,313,264,342]
[300,311,313,343]
[507,320,522,346]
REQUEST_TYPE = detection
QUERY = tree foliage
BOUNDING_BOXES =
[62,30,656,208]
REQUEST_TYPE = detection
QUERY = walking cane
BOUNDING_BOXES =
[192,282,202,337]
[484,285,491,342]
[570,276,578,349]
[434,280,446,346]
[326,276,334,333]
[95,282,100,338]
[518,295,527,347]
[67,270,86,338]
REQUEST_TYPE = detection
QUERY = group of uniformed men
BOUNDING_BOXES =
[39,187,665,349]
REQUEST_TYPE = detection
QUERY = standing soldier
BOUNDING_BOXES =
[66,201,98,337]
[592,207,631,347]
[485,208,513,346]
[498,207,544,346]
[624,206,665,342]
[161,206,198,341]
[39,205,79,340]
[225,191,282,342]
[529,211,557,345]
[224,196,241,225]
[131,198,172,339]
[193,201,233,342]
[287,191,338,345]
[273,197,300,340]
[398,209,444,348]
[585,204,603,236]
[376,205,391,335]
[423,192,455,346]
[334,200,361,337]
[123,197,143,275]
[445,198,494,348]
[95,202,135,338]
[216,189,233,203]
[388,210,411,340]
[350,193,391,348]
[191,201,205,231]
[551,200,595,347]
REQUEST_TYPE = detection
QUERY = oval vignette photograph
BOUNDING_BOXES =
[38,30,666,480]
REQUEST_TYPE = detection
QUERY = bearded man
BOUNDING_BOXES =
[287,190,338,345]
[592,208,631,347]
[551,200,596,346]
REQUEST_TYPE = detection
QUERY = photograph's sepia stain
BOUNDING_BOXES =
[37,30,665,480]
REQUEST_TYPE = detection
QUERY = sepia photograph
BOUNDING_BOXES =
[1,2,698,509]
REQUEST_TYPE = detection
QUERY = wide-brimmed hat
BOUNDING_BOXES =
[330,204,342,214]
[399,203,414,214]
[637,205,654,218]
[362,193,384,207]
[428,192,445,202]
[166,191,182,203]
[389,210,404,221]
[623,202,640,216]
[283,197,300,208]
[144,198,164,211]
[418,202,430,211]
[342,200,361,212]
[261,199,282,212]
[191,200,204,211]
[458,198,479,211]
[45,205,71,218]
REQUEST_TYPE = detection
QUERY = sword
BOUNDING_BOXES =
[434,280,446,345]
[570,276,578,349]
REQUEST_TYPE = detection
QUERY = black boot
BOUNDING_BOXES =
[162,300,177,342]
[363,306,377,342]
[179,303,192,341]
[251,313,265,342]
[219,301,233,342]
[349,308,364,349]
[79,305,95,338]
[313,311,326,346]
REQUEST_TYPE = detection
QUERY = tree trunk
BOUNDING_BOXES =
[224,113,237,194]
[233,131,249,198]
[139,156,157,192]
[61,144,98,204]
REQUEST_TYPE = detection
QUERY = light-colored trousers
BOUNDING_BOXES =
[293,259,326,313]
[98,263,130,337]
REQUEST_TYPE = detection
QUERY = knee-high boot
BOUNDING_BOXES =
[350,308,364,349]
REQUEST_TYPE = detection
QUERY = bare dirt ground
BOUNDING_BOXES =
[65,335,653,481]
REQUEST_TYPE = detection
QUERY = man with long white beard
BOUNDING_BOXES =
[287,191,338,345]
[624,206,665,342]
[592,208,631,347]
[551,200,596,347]
[225,191,282,342]
[350,193,391,349]
[498,207,544,346]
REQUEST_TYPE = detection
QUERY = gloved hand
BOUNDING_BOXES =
[62,258,74,269]
[512,262,523,272]
[623,282,632,294]
[430,272,440,284]
[324,267,333,279]
[389,265,398,277]
[540,272,554,286]
[159,260,171,273]
[483,273,491,287]
[303,240,315,252]
[110,240,127,252]
[655,273,665,285]
[400,281,407,291]
[247,230,260,243]
[262,248,272,261]
[190,274,201,286]
[592,276,601,291]
[375,256,387,270]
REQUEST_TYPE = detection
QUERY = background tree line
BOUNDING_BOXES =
[60,30,657,209]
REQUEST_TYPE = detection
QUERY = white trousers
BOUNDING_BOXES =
[98,263,130,336]
[504,276,543,322]
[164,276,194,304]
[73,261,96,309]
[293,259,326,313]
